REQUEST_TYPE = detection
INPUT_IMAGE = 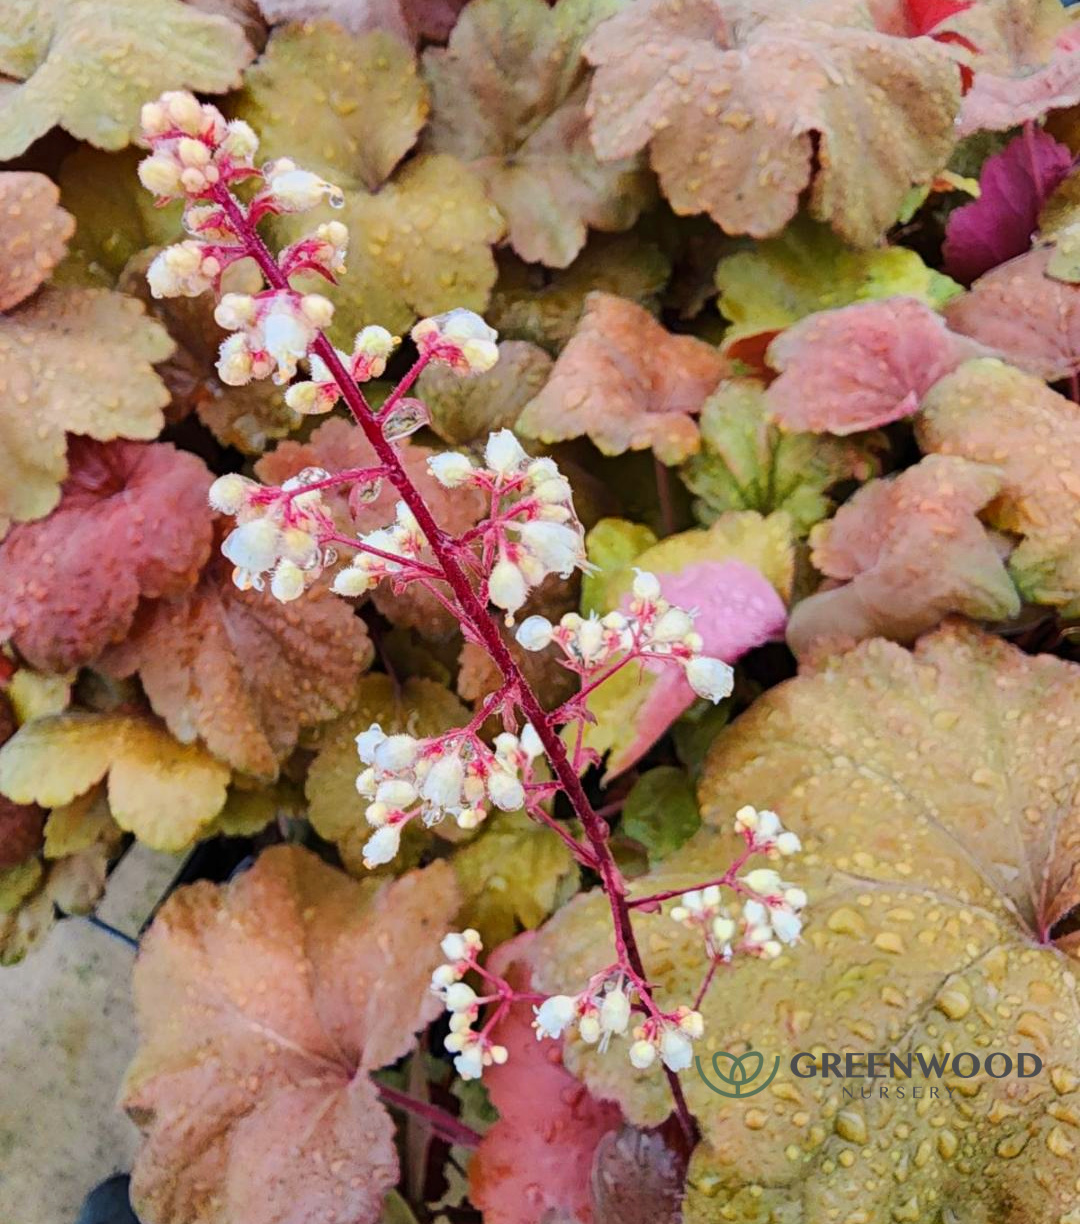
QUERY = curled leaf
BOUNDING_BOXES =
[101,548,373,780]
[584,0,961,246]
[0,0,253,159]
[764,297,986,435]
[516,293,727,464]
[0,288,174,536]
[123,848,458,1224]
[0,440,213,673]
[537,623,1080,1223]
[0,712,229,851]
[787,455,1019,656]
[423,0,649,267]
[918,356,1080,615]
[680,378,882,534]
[0,171,74,310]
[944,246,1080,381]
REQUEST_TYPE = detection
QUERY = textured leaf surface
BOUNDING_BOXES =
[102,550,373,780]
[788,455,1019,655]
[0,695,43,872]
[581,512,790,777]
[715,216,962,355]
[537,623,1080,1223]
[234,22,503,336]
[680,378,881,534]
[0,713,229,850]
[470,940,621,1224]
[918,357,1080,615]
[517,293,727,463]
[0,0,252,159]
[0,288,174,535]
[943,127,1074,285]
[0,171,74,310]
[417,341,553,445]
[765,297,986,435]
[423,0,648,267]
[123,848,458,1224]
[584,0,961,246]
[255,0,466,43]
[944,246,1080,381]
[306,675,469,875]
[0,440,213,673]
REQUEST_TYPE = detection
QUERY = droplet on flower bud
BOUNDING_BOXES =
[270,559,306,602]
[382,399,429,442]
[328,186,345,208]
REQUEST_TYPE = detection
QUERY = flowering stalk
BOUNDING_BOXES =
[136,91,809,1143]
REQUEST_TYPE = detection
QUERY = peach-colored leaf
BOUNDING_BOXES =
[470,938,621,1224]
[764,297,987,435]
[787,455,1019,656]
[0,288,174,536]
[584,0,961,246]
[944,246,1080,381]
[255,0,465,43]
[101,547,373,780]
[422,0,649,268]
[123,848,458,1224]
[0,172,74,311]
[0,440,213,673]
[918,356,1080,615]
[516,292,726,464]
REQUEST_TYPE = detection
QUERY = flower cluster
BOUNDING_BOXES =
[428,430,588,619]
[285,326,399,415]
[431,930,509,1080]
[413,308,499,375]
[209,467,335,599]
[669,806,807,962]
[355,724,544,868]
[214,289,335,386]
[138,91,259,201]
[332,501,426,597]
[532,978,704,1073]
[516,569,734,703]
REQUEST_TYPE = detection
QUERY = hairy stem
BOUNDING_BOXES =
[214,187,696,1144]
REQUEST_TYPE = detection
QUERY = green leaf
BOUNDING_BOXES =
[621,766,700,863]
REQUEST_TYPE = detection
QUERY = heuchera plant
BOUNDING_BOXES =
[134,89,808,1132]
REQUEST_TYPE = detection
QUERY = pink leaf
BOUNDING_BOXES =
[959,43,1080,138]
[943,128,1073,284]
[470,937,621,1224]
[764,297,985,435]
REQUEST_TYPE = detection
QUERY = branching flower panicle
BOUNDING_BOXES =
[135,91,806,1123]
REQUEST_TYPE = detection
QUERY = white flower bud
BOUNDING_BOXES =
[533,994,577,1039]
[364,802,389,828]
[431,964,458,988]
[489,1044,508,1065]
[488,558,527,615]
[270,559,306,602]
[517,520,582,577]
[301,294,334,328]
[712,915,736,944]
[376,779,418,809]
[600,987,631,1035]
[578,1014,601,1044]
[443,982,478,1013]
[215,293,257,330]
[629,1039,657,1070]
[362,823,401,868]
[659,1028,694,1072]
[486,769,525,812]
[216,332,254,386]
[138,155,182,197]
[266,162,342,211]
[744,869,782,896]
[454,1044,485,1080]
[520,723,543,758]
[685,656,734,703]
[332,564,378,597]
[653,607,695,641]
[163,90,205,135]
[632,569,662,602]
[771,908,803,944]
[355,767,377,797]
[208,473,253,515]
[456,807,485,830]
[776,831,801,856]
[222,519,281,573]
[421,754,465,808]
[374,734,419,772]
[678,1010,705,1039]
[516,615,553,652]
[221,119,259,162]
[355,724,386,762]
[428,452,475,489]
[484,428,528,475]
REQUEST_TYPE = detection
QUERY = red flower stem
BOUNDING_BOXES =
[378,354,430,417]
[281,465,387,498]
[376,1083,483,1149]
[213,186,697,1146]
[322,532,445,579]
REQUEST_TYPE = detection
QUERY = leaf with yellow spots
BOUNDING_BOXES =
[306,674,470,875]
[122,847,458,1224]
[422,0,649,267]
[918,357,1080,616]
[583,0,962,247]
[536,622,1080,1224]
[100,547,373,781]
[232,21,503,337]
[0,0,253,160]
[0,288,174,537]
[0,172,74,310]
[0,712,229,851]
[715,216,962,358]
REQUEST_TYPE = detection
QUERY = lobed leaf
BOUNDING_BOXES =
[0,171,74,311]
[123,847,458,1224]
[787,454,1020,656]
[537,623,1080,1223]
[0,439,213,673]
[0,288,174,536]
[0,0,253,159]
[583,0,961,246]
[918,357,1080,615]
[516,292,727,464]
